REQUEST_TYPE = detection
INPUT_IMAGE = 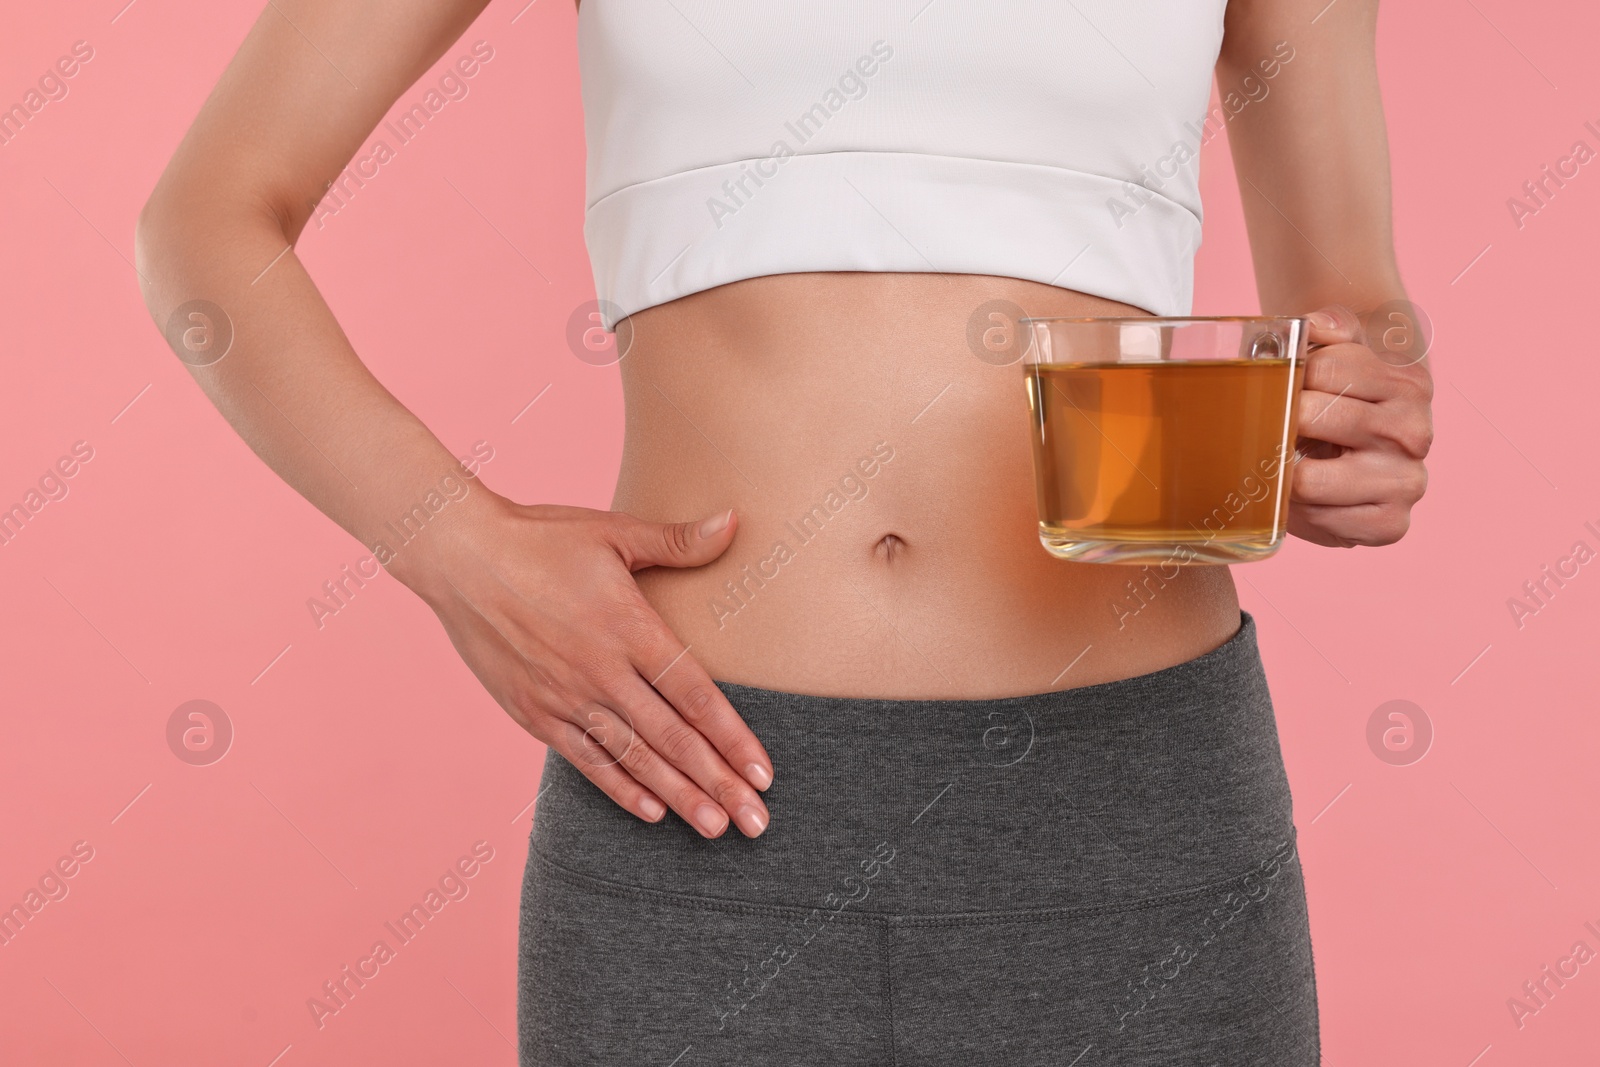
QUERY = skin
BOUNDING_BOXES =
[136,0,1431,841]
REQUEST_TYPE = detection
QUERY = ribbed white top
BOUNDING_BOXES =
[577,1,1228,329]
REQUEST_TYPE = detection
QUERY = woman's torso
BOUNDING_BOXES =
[582,1,1241,697]
[613,272,1242,699]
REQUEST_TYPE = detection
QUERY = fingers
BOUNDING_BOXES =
[1289,306,1434,551]
[601,582,775,833]
[516,673,754,839]
[1293,451,1428,508]
[531,663,767,839]
[1305,303,1363,346]
[438,581,748,837]
[1300,330,1434,408]
[1301,342,1430,405]
[1296,316,1433,463]
[1288,501,1412,548]
[422,501,774,840]
[552,718,670,824]
[429,502,772,836]
[637,632,774,791]
[575,700,747,839]
[432,599,680,828]
[607,509,738,571]
[1296,385,1435,458]
[610,672,772,838]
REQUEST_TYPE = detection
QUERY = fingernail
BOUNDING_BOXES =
[639,795,666,821]
[698,509,732,538]
[1308,311,1338,332]
[745,762,773,791]
[735,804,768,837]
[694,803,729,837]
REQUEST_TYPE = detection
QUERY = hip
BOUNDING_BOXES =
[527,609,1298,917]
[518,609,1318,1064]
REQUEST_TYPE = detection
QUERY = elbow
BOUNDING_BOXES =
[134,198,201,366]
[133,193,173,319]
[135,183,283,373]
[133,183,203,322]
[133,180,287,330]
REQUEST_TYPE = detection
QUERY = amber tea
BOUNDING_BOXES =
[1020,317,1307,564]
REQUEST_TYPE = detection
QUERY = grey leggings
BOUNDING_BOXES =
[518,611,1319,1065]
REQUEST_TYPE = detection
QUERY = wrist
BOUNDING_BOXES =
[369,473,514,600]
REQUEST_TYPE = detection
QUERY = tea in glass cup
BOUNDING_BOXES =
[1019,316,1308,565]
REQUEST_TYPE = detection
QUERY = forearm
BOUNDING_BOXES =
[134,198,502,588]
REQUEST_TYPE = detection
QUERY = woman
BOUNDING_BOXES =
[137,0,1431,1062]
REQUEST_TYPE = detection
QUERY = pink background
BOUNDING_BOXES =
[1,1,1595,1064]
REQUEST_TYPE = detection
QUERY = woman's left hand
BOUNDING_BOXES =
[1288,303,1434,548]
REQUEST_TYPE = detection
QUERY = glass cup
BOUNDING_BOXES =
[1019,315,1308,565]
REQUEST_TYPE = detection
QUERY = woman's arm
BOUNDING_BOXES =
[1219,0,1433,547]
[135,0,774,838]
[137,0,498,576]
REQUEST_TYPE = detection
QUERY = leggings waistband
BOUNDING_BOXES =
[530,610,1296,918]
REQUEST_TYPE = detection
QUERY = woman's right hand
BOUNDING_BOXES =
[400,495,773,839]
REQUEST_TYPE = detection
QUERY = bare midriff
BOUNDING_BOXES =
[613,272,1243,699]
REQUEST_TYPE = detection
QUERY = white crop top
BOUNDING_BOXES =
[577,1,1229,329]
